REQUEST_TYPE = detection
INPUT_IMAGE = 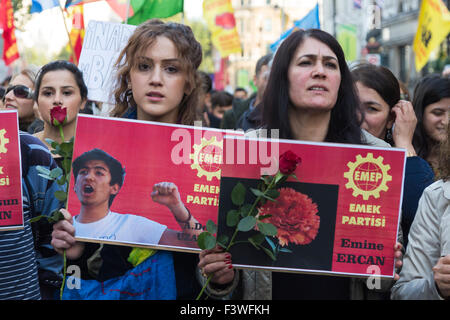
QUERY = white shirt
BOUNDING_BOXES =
[74,211,167,245]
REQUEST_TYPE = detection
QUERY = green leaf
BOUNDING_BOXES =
[36,166,51,176]
[60,142,73,154]
[250,187,265,197]
[217,234,229,248]
[280,248,293,253]
[250,188,276,202]
[231,182,246,206]
[206,220,217,235]
[226,209,240,227]
[248,233,265,247]
[38,173,54,181]
[30,215,48,223]
[237,216,256,232]
[57,176,66,186]
[257,222,277,236]
[197,232,216,250]
[54,190,67,202]
[50,167,63,179]
[261,245,277,261]
[47,209,65,223]
[274,171,287,184]
[265,189,280,200]
[240,203,253,217]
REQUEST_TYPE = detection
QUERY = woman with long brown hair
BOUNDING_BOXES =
[51,19,204,300]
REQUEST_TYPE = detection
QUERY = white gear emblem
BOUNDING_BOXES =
[343,153,392,200]
[190,136,223,181]
[0,129,9,154]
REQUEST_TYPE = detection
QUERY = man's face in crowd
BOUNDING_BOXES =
[74,159,119,208]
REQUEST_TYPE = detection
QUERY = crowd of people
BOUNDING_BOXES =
[0,18,449,300]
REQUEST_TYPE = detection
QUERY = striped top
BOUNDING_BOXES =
[0,132,63,300]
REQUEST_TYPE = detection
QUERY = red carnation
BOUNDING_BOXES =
[279,150,302,175]
[258,187,320,246]
[50,106,67,126]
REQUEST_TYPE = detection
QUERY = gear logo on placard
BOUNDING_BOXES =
[190,136,223,181]
[0,129,9,154]
[343,153,392,200]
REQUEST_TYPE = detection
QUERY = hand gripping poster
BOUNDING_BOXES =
[0,111,23,230]
[67,115,241,252]
[217,135,406,278]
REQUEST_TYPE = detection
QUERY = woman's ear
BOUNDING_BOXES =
[387,110,396,129]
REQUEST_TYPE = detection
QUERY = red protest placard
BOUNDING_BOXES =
[0,111,23,230]
[217,135,406,278]
[68,115,240,252]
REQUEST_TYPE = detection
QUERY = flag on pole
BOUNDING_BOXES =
[30,0,59,13]
[203,0,241,58]
[413,0,450,71]
[1,0,20,65]
[127,0,184,25]
[270,3,320,52]
[67,4,85,64]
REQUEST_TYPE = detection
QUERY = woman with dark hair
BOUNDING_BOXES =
[263,29,365,144]
[33,60,88,154]
[351,64,435,247]
[198,29,403,300]
[412,74,450,175]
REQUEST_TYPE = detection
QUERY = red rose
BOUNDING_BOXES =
[279,150,301,175]
[50,106,67,126]
[258,187,320,246]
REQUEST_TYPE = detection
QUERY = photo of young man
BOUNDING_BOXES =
[71,148,201,247]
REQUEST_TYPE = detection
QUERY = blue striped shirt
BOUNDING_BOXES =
[0,131,63,300]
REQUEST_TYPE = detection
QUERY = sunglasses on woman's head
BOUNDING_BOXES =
[5,85,33,99]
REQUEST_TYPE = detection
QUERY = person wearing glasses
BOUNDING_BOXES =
[2,69,43,134]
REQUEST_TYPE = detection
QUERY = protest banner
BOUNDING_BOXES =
[0,111,23,230]
[217,136,406,278]
[67,115,242,252]
[77,20,136,104]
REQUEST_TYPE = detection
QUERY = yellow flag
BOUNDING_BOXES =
[203,0,241,57]
[413,0,450,71]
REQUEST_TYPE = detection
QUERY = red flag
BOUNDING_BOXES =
[1,0,20,65]
[106,0,135,21]
[67,4,85,64]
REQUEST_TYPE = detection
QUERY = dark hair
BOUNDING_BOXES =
[211,91,233,109]
[234,87,247,94]
[111,19,203,125]
[255,53,273,76]
[351,63,400,109]
[34,60,87,102]
[262,29,363,144]
[72,148,126,207]
[198,71,212,94]
[412,74,450,159]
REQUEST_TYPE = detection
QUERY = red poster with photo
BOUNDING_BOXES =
[218,136,406,278]
[68,115,241,252]
[0,111,23,230]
